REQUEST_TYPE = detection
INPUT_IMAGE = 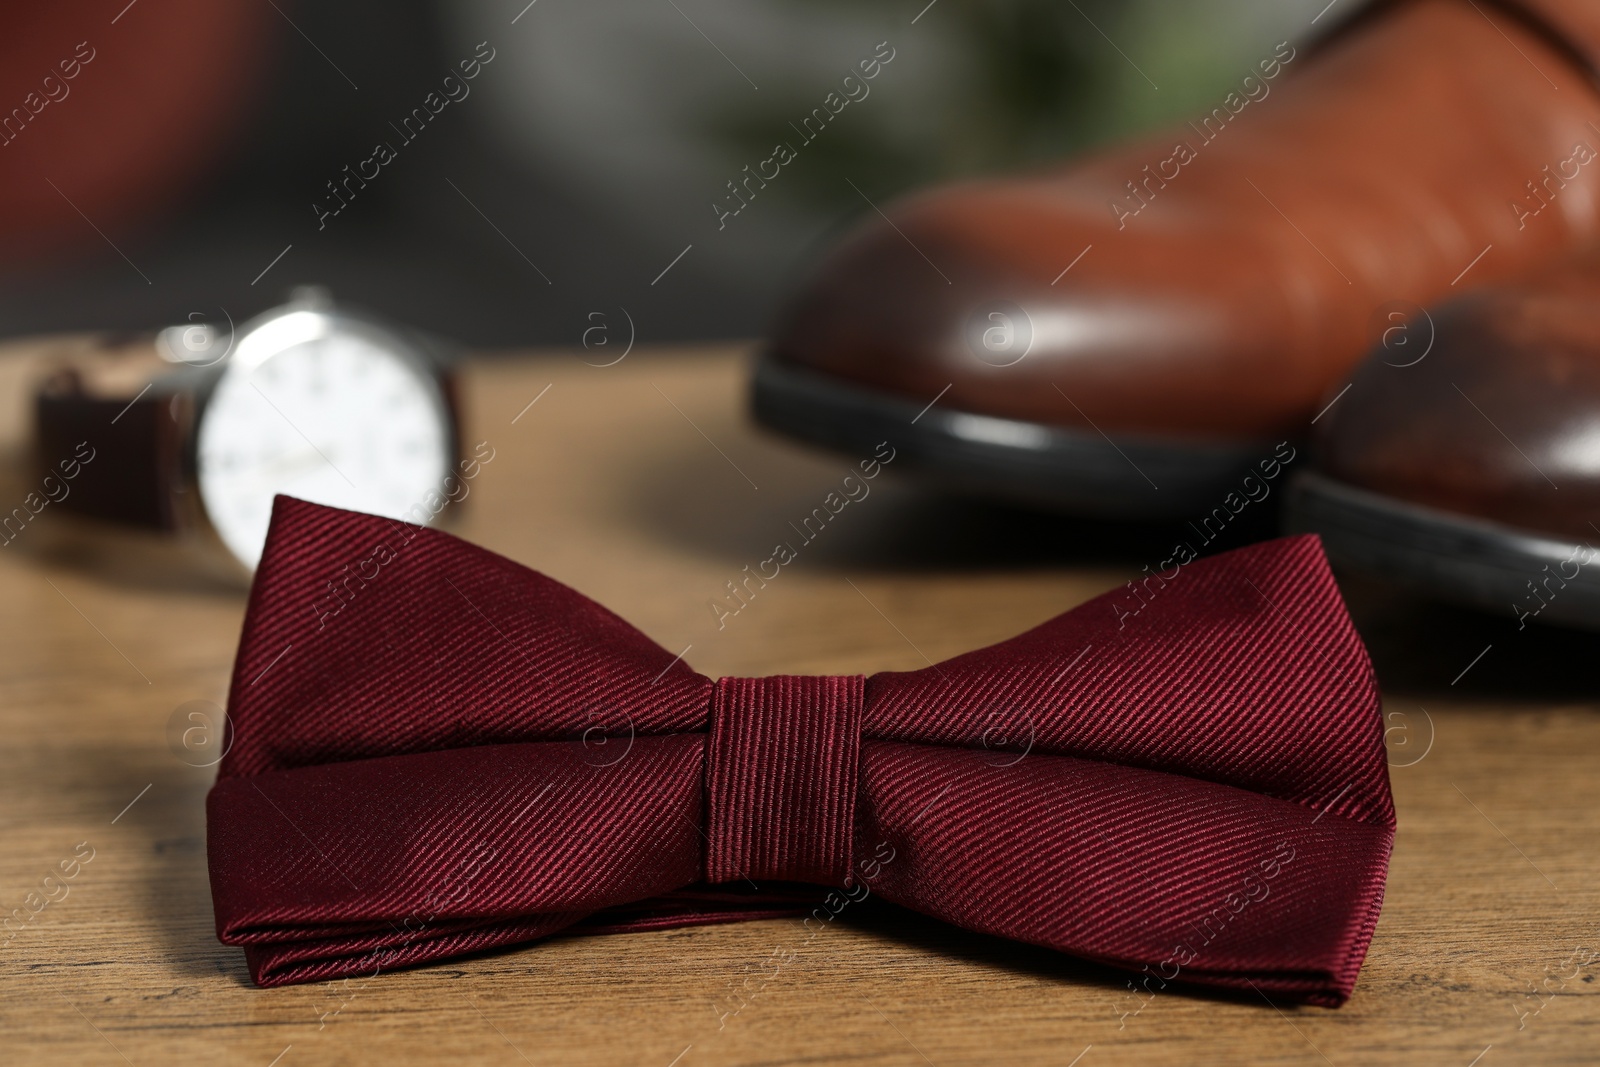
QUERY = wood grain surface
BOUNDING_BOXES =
[0,342,1596,1066]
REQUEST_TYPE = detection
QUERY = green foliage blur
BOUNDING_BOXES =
[702,0,1294,211]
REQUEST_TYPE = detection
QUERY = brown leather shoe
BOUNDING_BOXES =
[1286,253,1600,629]
[754,0,1600,517]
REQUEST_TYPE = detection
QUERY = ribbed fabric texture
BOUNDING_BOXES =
[705,675,864,885]
[206,497,1395,1005]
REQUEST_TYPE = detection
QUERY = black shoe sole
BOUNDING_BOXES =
[1285,471,1600,631]
[750,356,1285,520]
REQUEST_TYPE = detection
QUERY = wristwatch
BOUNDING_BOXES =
[32,288,461,576]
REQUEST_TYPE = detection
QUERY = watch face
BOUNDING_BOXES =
[196,311,451,569]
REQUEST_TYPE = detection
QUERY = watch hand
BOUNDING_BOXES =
[253,449,339,486]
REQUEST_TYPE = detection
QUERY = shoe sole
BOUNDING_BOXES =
[1285,471,1600,630]
[750,356,1281,519]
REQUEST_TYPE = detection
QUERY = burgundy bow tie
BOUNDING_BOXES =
[207,497,1394,1005]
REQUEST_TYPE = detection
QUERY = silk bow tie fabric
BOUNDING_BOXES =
[208,497,1394,1005]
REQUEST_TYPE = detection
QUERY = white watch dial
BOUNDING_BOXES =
[196,323,450,569]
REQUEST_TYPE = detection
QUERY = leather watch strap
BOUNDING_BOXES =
[34,366,192,532]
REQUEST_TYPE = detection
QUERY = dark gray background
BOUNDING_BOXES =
[0,0,1326,349]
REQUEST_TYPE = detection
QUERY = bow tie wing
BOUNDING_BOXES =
[220,495,712,777]
[209,735,711,986]
[208,497,716,985]
[862,534,1392,824]
[852,535,1394,1004]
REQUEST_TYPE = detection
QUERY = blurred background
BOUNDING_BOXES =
[0,0,1328,349]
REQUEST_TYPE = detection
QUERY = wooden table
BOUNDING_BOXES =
[0,343,1595,1066]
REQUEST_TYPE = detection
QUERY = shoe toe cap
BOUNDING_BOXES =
[770,177,1322,439]
[1315,286,1600,540]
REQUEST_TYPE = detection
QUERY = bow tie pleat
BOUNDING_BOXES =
[207,497,1395,1004]
[854,742,1391,1007]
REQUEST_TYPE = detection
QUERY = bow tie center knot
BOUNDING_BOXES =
[704,674,865,886]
